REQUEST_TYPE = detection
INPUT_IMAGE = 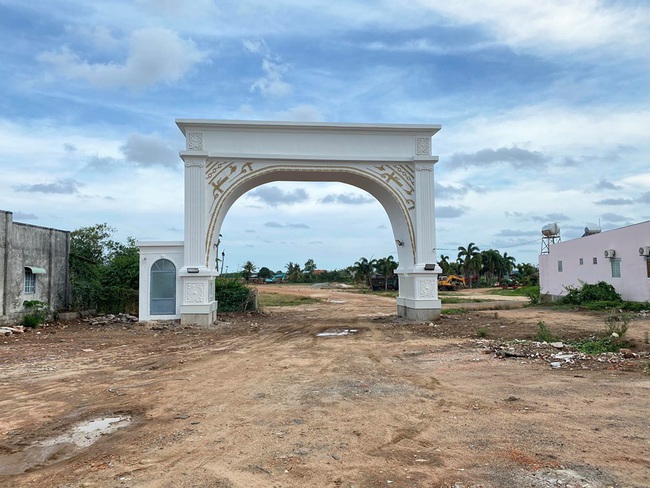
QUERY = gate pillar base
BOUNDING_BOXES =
[396,267,442,322]
[179,268,218,327]
[180,304,218,327]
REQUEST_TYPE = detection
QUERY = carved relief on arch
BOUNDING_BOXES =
[202,161,418,267]
[416,137,431,156]
[187,132,204,150]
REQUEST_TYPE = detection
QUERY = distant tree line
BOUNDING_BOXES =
[438,243,538,287]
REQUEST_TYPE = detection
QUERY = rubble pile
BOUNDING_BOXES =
[0,325,25,336]
[481,339,649,370]
[83,313,139,326]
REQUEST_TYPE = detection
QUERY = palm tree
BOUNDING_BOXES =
[502,252,516,277]
[375,255,398,290]
[437,255,451,274]
[286,262,302,282]
[480,249,501,286]
[353,257,376,287]
[457,242,481,288]
[241,260,256,281]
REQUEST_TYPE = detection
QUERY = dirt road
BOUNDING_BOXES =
[1,286,649,487]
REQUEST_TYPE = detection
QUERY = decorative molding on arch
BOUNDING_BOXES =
[202,160,418,266]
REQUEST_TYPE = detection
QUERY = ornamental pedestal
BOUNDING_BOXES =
[179,267,217,327]
[396,265,442,322]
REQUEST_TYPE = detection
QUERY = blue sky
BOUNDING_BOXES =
[1,0,649,273]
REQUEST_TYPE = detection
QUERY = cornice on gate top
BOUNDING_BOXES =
[176,119,441,135]
[176,119,441,161]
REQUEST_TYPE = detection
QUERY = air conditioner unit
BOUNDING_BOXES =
[639,246,650,256]
[604,249,616,258]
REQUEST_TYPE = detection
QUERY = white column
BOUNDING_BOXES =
[182,156,207,270]
[414,161,437,266]
[179,154,217,327]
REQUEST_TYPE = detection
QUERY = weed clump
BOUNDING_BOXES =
[569,311,632,354]
[533,321,556,342]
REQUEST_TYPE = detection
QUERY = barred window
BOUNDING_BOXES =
[24,268,35,293]
[579,258,584,265]
[558,260,563,272]
[593,257,598,265]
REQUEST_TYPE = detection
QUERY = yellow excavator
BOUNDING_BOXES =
[437,274,467,291]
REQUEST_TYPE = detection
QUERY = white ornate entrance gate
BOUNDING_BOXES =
[138,119,442,325]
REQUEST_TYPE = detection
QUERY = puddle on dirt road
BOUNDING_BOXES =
[0,415,132,476]
[317,328,358,337]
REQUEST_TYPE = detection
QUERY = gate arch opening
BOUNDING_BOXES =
[137,119,443,325]
[220,181,397,272]
[207,168,415,270]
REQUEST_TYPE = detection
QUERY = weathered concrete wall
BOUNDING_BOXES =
[0,210,70,324]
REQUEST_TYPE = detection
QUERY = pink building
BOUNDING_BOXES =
[539,221,650,302]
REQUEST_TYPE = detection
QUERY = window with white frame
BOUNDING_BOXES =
[611,258,621,278]
[24,268,35,293]
[593,257,598,265]
[558,260,563,272]
[579,258,584,265]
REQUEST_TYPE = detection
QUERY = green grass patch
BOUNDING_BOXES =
[441,308,468,315]
[258,294,320,307]
[567,337,631,355]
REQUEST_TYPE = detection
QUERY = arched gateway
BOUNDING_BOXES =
[138,119,443,326]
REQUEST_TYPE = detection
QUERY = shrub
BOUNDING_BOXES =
[476,327,488,338]
[215,279,257,312]
[22,300,49,328]
[560,282,621,306]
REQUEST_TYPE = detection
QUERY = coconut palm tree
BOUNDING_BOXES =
[502,252,516,277]
[353,257,376,286]
[286,262,303,282]
[241,260,256,281]
[375,255,398,290]
[457,242,481,288]
[480,249,501,285]
[437,254,451,274]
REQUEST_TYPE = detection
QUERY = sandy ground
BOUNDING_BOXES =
[1,286,649,488]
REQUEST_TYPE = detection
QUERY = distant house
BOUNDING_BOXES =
[539,220,650,302]
[0,210,71,324]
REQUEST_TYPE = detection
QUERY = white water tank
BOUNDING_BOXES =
[541,223,560,237]
[584,227,601,236]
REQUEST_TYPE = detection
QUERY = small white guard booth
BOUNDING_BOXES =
[138,119,443,325]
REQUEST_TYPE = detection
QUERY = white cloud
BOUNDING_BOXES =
[251,58,291,97]
[416,0,650,58]
[38,27,207,89]
[245,39,292,97]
